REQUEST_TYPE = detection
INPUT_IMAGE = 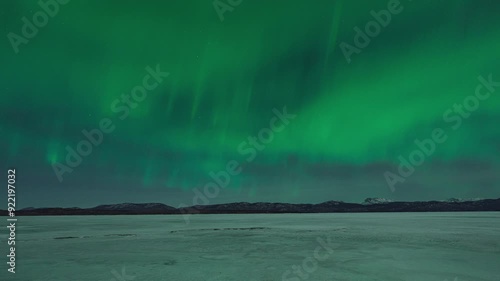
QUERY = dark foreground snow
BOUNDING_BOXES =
[1,212,499,281]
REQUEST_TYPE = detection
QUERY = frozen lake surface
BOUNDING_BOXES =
[1,212,499,281]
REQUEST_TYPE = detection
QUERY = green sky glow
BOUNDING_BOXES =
[1,0,499,207]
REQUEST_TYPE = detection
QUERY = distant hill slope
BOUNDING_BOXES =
[3,198,500,216]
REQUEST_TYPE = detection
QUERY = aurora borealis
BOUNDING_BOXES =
[1,0,499,208]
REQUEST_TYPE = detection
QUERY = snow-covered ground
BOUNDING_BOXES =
[1,212,499,281]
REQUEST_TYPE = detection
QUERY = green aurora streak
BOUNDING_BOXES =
[1,0,499,207]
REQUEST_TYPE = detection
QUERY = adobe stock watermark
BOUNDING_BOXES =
[281,235,336,281]
[52,65,169,182]
[339,0,405,63]
[385,74,500,192]
[110,266,135,281]
[213,0,242,22]
[178,106,296,224]
[7,0,70,54]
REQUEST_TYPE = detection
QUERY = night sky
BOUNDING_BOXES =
[1,0,499,208]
